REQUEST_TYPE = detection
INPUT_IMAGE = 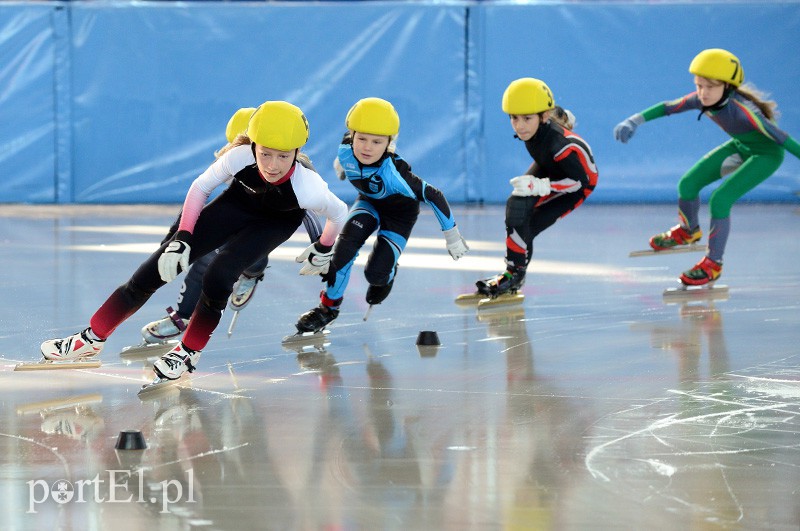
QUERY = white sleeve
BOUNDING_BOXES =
[192,144,253,194]
[177,144,254,234]
[291,164,349,246]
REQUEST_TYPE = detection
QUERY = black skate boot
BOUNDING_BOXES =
[366,279,394,305]
[490,268,526,296]
[457,268,527,308]
[476,268,526,298]
[475,275,498,296]
[363,279,395,321]
[296,304,340,334]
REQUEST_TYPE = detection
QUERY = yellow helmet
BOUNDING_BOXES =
[689,48,744,87]
[225,107,256,143]
[345,97,400,136]
[247,101,309,151]
[502,78,555,115]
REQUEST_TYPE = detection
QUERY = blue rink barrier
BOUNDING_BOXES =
[1,1,798,204]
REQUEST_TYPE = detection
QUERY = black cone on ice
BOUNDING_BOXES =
[115,430,147,450]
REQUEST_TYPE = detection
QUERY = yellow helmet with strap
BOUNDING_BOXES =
[247,101,309,151]
[345,97,400,136]
[689,48,744,87]
[225,107,256,143]
[502,78,555,115]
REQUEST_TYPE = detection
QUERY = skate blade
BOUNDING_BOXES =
[120,341,178,360]
[662,283,729,302]
[282,338,331,354]
[15,358,101,371]
[138,375,186,398]
[227,310,240,338]
[281,329,331,346]
[629,243,706,257]
[476,305,526,323]
[477,293,525,310]
[455,292,488,306]
[16,393,103,415]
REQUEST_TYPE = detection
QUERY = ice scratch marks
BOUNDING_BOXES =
[584,360,800,523]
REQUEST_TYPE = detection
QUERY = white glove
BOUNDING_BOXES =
[295,240,334,275]
[158,239,191,282]
[510,175,551,197]
[443,226,469,260]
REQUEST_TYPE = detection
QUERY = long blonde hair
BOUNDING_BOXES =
[736,83,779,121]
[214,134,251,159]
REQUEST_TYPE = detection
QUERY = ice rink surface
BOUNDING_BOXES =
[1,203,798,530]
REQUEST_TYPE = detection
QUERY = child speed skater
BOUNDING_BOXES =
[39,101,348,382]
[290,97,469,337]
[472,77,598,299]
[614,48,800,286]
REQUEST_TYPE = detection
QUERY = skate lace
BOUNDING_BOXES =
[161,353,186,370]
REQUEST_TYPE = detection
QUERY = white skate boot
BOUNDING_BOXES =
[140,343,201,396]
[41,328,105,361]
[153,343,201,381]
[227,274,264,337]
[141,306,189,344]
[19,328,105,371]
[229,273,263,311]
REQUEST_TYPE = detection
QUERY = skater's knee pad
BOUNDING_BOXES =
[505,196,534,228]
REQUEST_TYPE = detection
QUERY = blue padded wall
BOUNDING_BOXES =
[1,1,798,204]
[68,3,467,203]
[0,5,61,202]
[475,2,800,203]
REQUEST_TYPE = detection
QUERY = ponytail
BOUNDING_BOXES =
[736,83,779,121]
[550,106,577,130]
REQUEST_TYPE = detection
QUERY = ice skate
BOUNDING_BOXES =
[18,329,105,371]
[120,340,179,362]
[141,306,188,344]
[229,273,263,311]
[663,256,728,301]
[138,375,190,398]
[456,271,525,308]
[138,343,200,396]
[283,304,338,344]
[281,335,330,355]
[227,273,264,337]
[680,256,722,286]
[363,280,393,321]
[631,225,704,257]
[629,242,706,257]
[663,282,730,302]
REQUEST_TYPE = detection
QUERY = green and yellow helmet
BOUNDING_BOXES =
[689,48,744,87]
[247,101,309,151]
[345,97,400,137]
[225,107,256,143]
[502,78,555,115]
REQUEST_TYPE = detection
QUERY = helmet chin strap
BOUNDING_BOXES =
[697,84,734,121]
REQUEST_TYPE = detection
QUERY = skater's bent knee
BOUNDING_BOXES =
[199,291,227,312]
[506,196,533,227]
[122,280,156,305]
